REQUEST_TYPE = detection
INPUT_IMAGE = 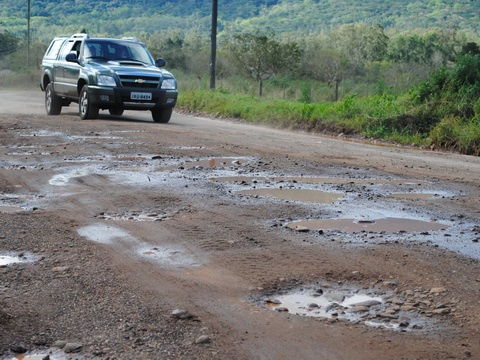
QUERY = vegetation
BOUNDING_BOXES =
[1,0,480,155]
[2,0,480,42]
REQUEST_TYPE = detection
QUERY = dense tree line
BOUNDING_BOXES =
[1,0,479,43]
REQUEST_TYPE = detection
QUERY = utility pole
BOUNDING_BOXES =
[210,0,217,89]
[27,0,31,67]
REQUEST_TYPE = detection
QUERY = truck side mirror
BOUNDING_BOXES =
[66,52,79,63]
[156,58,166,67]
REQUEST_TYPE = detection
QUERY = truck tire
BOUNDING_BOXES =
[151,107,173,123]
[45,83,62,115]
[109,108,124,116]
[79,85,99,120]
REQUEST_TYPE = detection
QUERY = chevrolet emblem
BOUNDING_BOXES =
[135,79,145,84]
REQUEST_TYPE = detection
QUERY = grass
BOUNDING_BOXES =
[177,77,480,156]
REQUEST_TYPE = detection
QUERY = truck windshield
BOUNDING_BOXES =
[84,40,154,64]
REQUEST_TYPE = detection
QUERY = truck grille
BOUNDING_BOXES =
[119,75,160,89]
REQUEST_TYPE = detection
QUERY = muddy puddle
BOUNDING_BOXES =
[0,194,42,213]
[259,282,450,332]
[77,223,201,268]
[162,157,250,171]
[287,217,448,233]
[237,188,342,203]
[8,347,86,360]
[48,166,99,186]
[94,211,169,222]
[390,193,438,200]
[0,205,24,213]
[211,176,426,186]
[0,252,36,266]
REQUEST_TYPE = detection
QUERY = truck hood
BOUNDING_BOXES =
[87,60,174,78]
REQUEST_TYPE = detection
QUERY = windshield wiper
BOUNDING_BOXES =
[112,58,147,64]
[86,56,111,61]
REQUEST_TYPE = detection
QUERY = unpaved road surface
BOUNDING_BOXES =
[0,90,479,360]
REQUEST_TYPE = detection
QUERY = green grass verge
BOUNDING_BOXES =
[177,89,479,156]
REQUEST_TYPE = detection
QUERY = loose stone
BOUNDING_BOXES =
[63,343,82,353]
[195,335,211,344]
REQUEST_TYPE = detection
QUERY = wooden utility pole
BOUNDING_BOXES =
[210,0,217,89]
[27,0,31,67]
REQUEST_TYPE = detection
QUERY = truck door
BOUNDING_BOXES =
[55,40,81,97]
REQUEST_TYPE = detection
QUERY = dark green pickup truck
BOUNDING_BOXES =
[40,33,178,123]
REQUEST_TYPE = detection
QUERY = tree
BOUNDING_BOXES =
[142,30,187,70]
[225,30,300,96]
[327,24,388,73]
[461,42,480,56]
[301,42,351,101]
[0,30,18,56]
[387,29,463,67]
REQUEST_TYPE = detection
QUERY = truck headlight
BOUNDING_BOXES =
[97,75,116,87]
[161,78,176,90]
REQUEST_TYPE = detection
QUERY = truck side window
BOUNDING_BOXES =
[58,40,81,60]
[44,39,65,60]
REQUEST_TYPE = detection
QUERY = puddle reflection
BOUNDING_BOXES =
[0,253,35,266]
[261,283,443,332]
[0,205,24,213]
[211,176,425,185]
[237,188,342,203]
[390,193,438,200]
[163,157,248,170]
[288,217,447,233]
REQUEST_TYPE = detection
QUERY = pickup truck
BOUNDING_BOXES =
[40,33,178,123]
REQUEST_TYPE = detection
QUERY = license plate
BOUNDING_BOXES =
[130,92,152,101]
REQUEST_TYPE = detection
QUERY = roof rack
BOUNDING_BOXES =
[71,33,90,39]
[121,37,139,42]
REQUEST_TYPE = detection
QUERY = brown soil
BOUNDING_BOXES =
[0,91,479,360]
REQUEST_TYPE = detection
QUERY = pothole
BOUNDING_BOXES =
[94,211,170,222]
[163,157,249,171]
[77,223,136,245]
[0,252,36,266]
[77,224,202,268]
[136,244,201,267]
[259,282,452,332]
[9,347,86,360]
[0,205,24,213]
[49,166,98,186]
[287,217,448,233]
[237,188,342,203]
[390,193,439,200]
[211,176,426,186]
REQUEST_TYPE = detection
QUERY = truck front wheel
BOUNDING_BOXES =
[151,107,173,123]
[79,85,99,120]
[45,83,62,115]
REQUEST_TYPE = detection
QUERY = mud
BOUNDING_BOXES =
[0,91,480,360]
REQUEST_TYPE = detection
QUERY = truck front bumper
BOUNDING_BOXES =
[87,86,177,110]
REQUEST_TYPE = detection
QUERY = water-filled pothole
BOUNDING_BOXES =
[11,347,86,360]
[94,211,169,222]
[136,244,201,267]
[77,224,202,268]
[390,193,438,200]
[0,252,36,266]
[260,283,450,332]
[164,157,249,170]
[237,188,342,203]
[211,176,426,186]
[0,205,24,213]
[287,217,447,233]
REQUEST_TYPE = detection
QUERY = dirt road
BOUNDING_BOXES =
[1,90,479,359]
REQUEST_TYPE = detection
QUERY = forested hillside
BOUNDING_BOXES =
[1,0,479,42]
